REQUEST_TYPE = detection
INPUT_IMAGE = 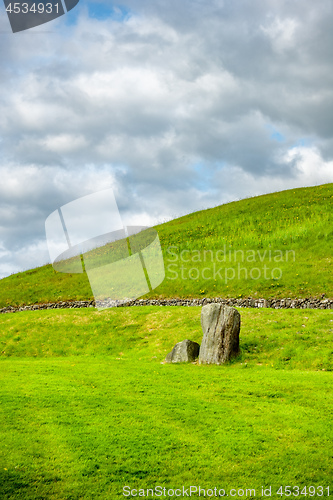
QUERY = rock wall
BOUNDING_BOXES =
[1,296,333,314]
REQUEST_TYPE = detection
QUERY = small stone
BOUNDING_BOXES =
[165,339,200,363]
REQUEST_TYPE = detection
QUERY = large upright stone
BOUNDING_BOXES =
[165,339,200,363]
[199,304,240,364]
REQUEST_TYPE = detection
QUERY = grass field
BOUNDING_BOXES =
[1,184,332,498]
[1,307,333,499]
[0,183,332,307]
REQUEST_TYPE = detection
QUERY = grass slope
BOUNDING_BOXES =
[0,307,333,499]
[0,183,332,307]
[1,307,333,371]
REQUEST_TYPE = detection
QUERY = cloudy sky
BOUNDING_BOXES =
[0,0,333,278]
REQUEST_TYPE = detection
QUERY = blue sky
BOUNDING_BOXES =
[63,1,132,25]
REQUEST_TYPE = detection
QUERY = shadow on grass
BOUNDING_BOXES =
[0,469,62,500]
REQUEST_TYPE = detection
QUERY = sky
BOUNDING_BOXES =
[0,0,333,278]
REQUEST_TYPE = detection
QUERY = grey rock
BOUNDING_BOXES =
[165,339,200,363]
[199,303,240,365]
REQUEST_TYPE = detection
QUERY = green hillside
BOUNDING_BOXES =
[1,183,332,307]
[1,306,333,371]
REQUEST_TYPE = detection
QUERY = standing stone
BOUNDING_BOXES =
[165,339,200,363]
[199,304,240,364]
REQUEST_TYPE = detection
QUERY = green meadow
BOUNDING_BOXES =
[0,184,333,499]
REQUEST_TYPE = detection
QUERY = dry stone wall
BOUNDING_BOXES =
[1,296,333,314]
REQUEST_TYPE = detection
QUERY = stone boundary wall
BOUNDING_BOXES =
[1,296,333,314]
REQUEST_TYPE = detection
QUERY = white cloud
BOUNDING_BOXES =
[286,146,333,185]
[0,240,49,280]
[261,17,299,52]
[42,134,89,154]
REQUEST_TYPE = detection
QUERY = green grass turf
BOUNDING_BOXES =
[1,183,333,308]
[0,307,333,499]
[0,184,332,498]
[1,307,333,371]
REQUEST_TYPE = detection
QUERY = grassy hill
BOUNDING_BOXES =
[0,183,332,307]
